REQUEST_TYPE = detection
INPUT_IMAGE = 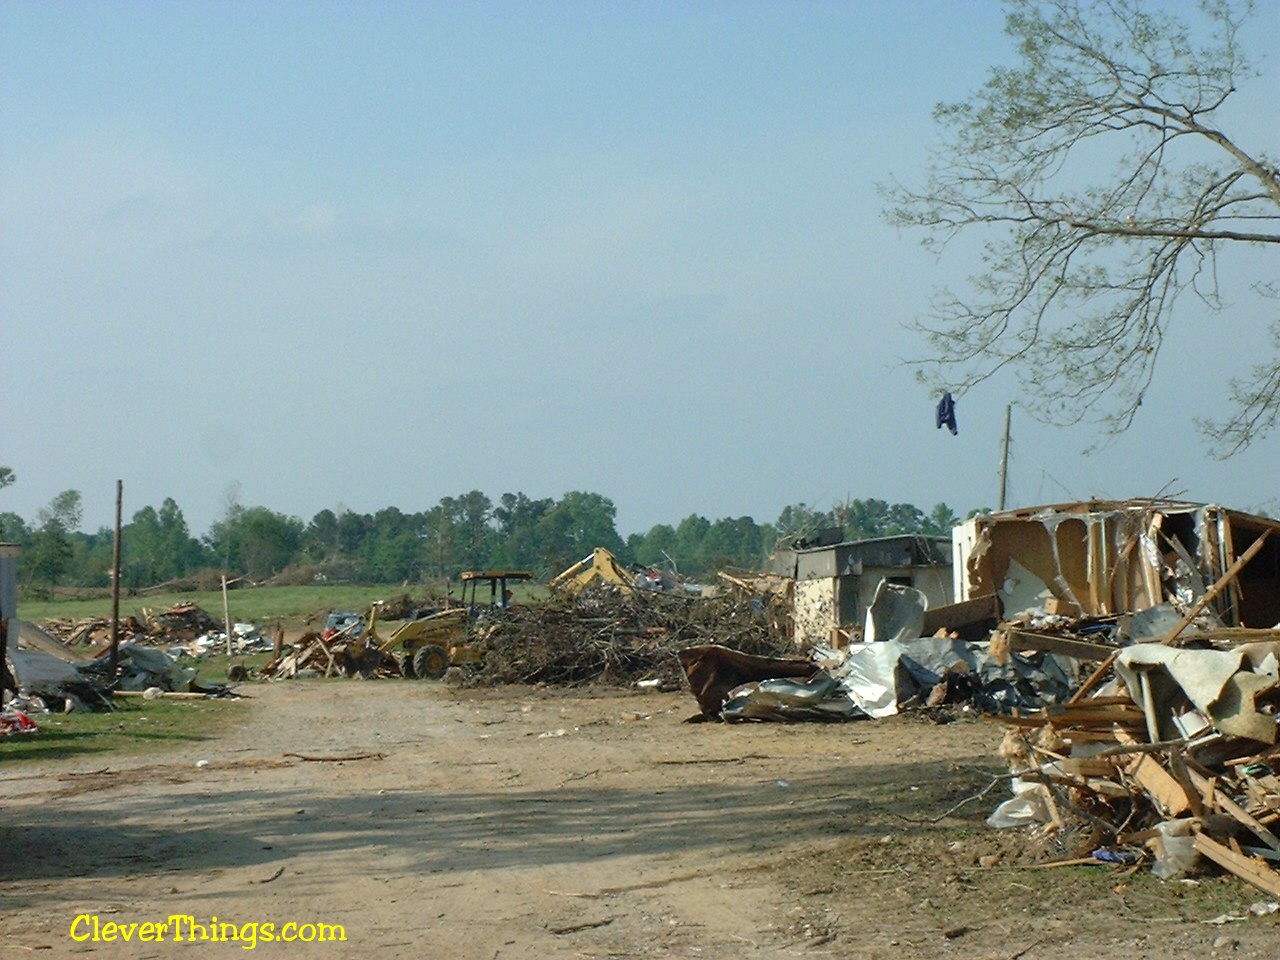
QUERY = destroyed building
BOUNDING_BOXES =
[782,534,952,647]
[952,500,1280,626]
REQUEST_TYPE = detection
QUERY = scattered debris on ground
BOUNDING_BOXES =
[262,629,401,680]
[476,588,792,686]
[15,498,1280,906]
[7,627,235,716]
[1,703,39,736]
[37,602,276,660]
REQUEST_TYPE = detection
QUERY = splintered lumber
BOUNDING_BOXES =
[1194,832,1280,898]
[1128,758,1192,817]
[921,593,1000,636]
[1159,531,1271,647]
[1004,629,1115,662]
[996,702,1146,731]
[1059,758,1122,777]
[1069,532,1272,704]
[1106,727,1192,816]
[1186,766,1280,852]
[311,632,338,677]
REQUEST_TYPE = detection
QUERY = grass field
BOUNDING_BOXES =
[18,581,548,630]
[0,696,249,763]
[193,651,279,685]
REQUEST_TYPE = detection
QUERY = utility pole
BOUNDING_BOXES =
[998,404,1012,512]
[108,480,122,679]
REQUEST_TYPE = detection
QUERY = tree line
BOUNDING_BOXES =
[0,480,961,595]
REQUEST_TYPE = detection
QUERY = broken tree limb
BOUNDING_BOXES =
[892,774,1009,824]
[283,751,385,762]
[547,917,616,935]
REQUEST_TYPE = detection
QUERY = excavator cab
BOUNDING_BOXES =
[460,570,533,617]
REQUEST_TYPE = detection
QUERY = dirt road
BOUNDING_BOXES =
[2,682,1276,958]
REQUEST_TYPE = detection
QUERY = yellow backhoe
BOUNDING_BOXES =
[548,547,636,596]
[351,570,533,679]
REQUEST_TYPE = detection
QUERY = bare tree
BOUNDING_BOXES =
[884,0,1279,455]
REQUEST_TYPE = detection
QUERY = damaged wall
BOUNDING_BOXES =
[792,535,953,646]
[953,501,1280,626]
[853,565,951,624]
[793,578,839,647]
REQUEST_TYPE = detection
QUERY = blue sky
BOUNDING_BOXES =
[3,0,1277,538]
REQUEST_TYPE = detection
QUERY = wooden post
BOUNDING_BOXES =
[108,480,123,679]
[222,574,234,657]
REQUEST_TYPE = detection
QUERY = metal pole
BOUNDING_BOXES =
[108,480,123,679]
[998,404,1012,511]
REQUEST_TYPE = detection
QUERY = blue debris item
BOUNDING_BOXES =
[1090,848,1138,864]
[936,392,958,435]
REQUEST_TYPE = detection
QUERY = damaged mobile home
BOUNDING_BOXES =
[675,499,1280,895]
[952,500,1280,627]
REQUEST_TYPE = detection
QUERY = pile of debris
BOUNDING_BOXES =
[1,703,39,736]
[38,603,273,658]
[475,587,793,686]
[143,602,220,639]
[7,623,232,713]
[261,628,399,681]
[989,634,1280,897]
[679,634,1076,722]
[257,585,792,685]
[676,579,1080,722]
[39,615,148,647]
[971,517,1280,896]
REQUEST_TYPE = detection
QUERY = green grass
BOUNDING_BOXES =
[192,651,279,685]
[0,697,248,763]
[18,583,416,627]
[19,581,549,630]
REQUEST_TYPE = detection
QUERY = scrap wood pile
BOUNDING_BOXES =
[39,615,147,648]
[261,630,399,680]
[988,631,1280,898]
[142,602,220,639]
[40,602,220,648]
[476,588,792,686]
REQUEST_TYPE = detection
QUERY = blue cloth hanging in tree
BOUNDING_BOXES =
[936,392,958,435]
